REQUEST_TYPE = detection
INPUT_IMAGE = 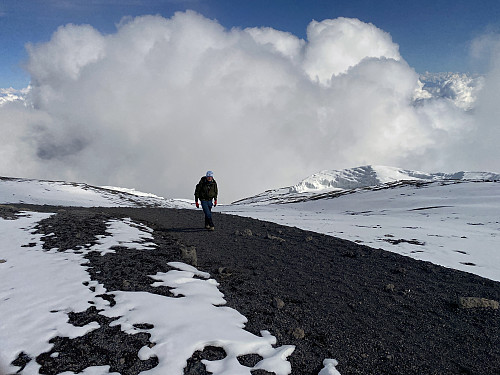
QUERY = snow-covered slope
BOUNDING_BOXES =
[0,177,192,209]
[224,165,500,282]
[1,172,497,375]
[1,169,499,283]
[234,165,500,204]
[293,165,499,192]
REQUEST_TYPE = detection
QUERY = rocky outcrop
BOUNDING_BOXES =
[458,297,499,309]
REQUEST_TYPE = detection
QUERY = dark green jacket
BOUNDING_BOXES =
[195,177,218,201]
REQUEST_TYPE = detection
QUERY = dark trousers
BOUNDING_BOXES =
[200,200,214,227]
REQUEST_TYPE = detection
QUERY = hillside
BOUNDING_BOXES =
[1,172,499,374]
[1,203,499,375]
[227,168,500,282]
[233,165,500,204]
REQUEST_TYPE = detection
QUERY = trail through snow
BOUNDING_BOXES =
[0,212,306,375]
[1,174,499,374]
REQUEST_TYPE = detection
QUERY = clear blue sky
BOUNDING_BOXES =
[1,0,500,88]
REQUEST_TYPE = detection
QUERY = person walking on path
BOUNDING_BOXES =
[194,171,218,231]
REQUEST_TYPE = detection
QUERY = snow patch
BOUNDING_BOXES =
[0,212,110,373]
[104,264,295,374]
[319,359,342,375]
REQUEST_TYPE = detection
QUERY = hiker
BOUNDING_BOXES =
[194,171,218,231]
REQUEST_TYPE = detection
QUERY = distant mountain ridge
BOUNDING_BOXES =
[233,165,500,204]
[416,72,484,111]
[0,176,191,208]
[0,87,30,106]
[292,165,500,192]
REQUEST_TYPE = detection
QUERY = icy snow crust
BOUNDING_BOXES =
[0,213,297,375]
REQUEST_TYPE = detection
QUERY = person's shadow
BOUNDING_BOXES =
[167,227,208,233]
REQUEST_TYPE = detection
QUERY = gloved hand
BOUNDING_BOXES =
[195,201,199,208]
[214,199,217,207]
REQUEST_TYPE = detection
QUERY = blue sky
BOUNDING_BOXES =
[1,0,500,88]
[2,1,500,201]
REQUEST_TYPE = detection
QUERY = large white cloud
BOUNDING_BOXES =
[0,11,497,202]
[303,17,401,84]
[468,33,500,172]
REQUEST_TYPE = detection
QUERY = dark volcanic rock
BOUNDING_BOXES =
[33,209,109,251]
[458,296,499,309]
[10,204,500,375]
[0,204,23,220]
[180,244,198,266]
[184,346,226,375]
[37,316,158,375]
[98,207,500,375]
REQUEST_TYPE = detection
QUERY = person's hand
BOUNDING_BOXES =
[195,201,199,208]
[214,199,217,207]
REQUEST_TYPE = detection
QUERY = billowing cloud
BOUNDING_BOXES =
[0,11,498,202]
[303,17,401,84]
[468,33,500,173]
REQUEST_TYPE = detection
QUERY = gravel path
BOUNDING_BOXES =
[6,205,500,375]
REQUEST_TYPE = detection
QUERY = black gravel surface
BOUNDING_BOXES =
[5,204,500,375]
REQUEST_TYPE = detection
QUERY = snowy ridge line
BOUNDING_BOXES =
[0,176,191,209]
[233,164,500,205]
[233,179,494,205]
[291,165,500,193]
[302,179,500,202]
